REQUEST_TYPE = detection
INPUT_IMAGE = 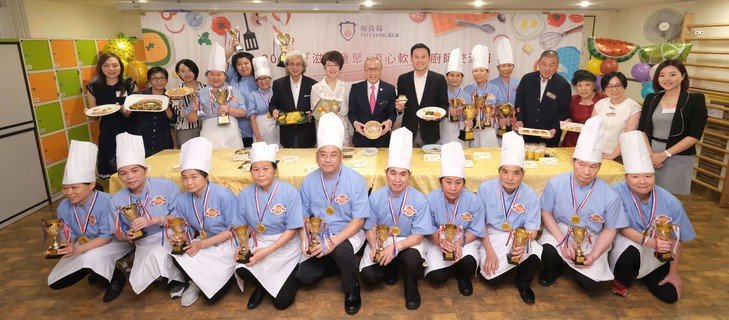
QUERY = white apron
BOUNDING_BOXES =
[200,117,244,149]
[358,236,427,271]
[129,232,184,294]
[478,226,543,279]
[170,237,237,298]
[48,239,133,285]
[300,229,366,263]
[608,234,665,279]
[424,238,481,275]
[234,233,301,297]
[472,127,500,147]
[538,222,614,282]
[439,120,466,148]
[254,114,280,146]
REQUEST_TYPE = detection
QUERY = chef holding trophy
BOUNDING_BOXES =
[608,131,695,303]
[424,141,485,296]
[359,128,434,310]
[538,117,628,291]
[185,43,246,149]
[464,44,503,148]
[233,141,304,310]
[109,133,185,298]
[171,137,238,307]
[439,47,472,147]
[296,113,371,315]
[476,132,543,305]
[46,140,132,302]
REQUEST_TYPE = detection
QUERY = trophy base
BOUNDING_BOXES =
[218,115,231,125]
[171,245,186,255]
[373,249,383,263]
[129,229,147,241]
[573,255,586,265]
[449,114,459,122]
[458,130,474,141]
[45,249,62,259]
[443,252,455,262]
[237,251,253,264]
[506,252,520,265]
[655,251,674,262]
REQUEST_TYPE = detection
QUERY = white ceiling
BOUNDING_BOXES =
[46,0,690,11]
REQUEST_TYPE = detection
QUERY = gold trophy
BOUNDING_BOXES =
[212,87,231,125]
[168,217,188,255]
[483,103,494,128]
[306,217,323,255]
[119,203,147,241]
[442,223,461,261]
[42,218,64,259]
[498,103,514,132]
[572,227,587,265]
[275,32,292,67]
[233,225,253,263]
[459,104,476,141]
[373,225,391,262]
[449,98,464,122]
[227,26,242,52]
[654,221,675,262]
[506,228,530,265]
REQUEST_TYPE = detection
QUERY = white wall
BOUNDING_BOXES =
[23,0,141,38]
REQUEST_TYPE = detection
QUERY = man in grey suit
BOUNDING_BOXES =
[349,57,397,147]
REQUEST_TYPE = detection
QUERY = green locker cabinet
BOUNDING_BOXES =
[75,40,97,66]
[56,69,82,98]
[35,102,65,135]
[20,39,53,71]
[46,161,66,195]
[67,124,91,142]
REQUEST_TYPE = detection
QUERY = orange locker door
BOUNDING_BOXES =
[96,39,109,55]
[80,66,97,92]
[89,119,100,144]
[27,72,59,104]
[62,97,87,127]
[40,131,69,165]
[50,39,77,68]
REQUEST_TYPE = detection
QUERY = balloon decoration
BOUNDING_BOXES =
[631,63,652,82]
[649,63,660,81]
[600,58,619,74]
[126,60,149,87]
[641,81,655,99]
[638,43,692,64]
[586,57,603,76]
[103,33,137,63]
[595,75,603,93]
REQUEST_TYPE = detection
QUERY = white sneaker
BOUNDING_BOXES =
[180,282,200,307]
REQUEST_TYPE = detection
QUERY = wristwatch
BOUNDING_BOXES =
[664,150,673,158]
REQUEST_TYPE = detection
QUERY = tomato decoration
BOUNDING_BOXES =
[569,14,584,23]
[546,12,567,28]
[409,12,427,23]
[211,16,231,36]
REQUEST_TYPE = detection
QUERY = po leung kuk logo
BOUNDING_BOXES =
[339,21,356,41]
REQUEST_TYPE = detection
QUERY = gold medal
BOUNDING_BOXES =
[392,226,401,236]
[642,229,649,237]
[79,235,89,244]
[199,230,208,240]
[326,205,335,215]
[257,223,267,233]
[570,214,581,225]
[502,222,511,231]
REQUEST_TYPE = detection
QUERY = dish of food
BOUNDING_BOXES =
[124,94,170,113]
[342,148,357,157]
[518,127,552,138]
[560,121,583,132]
[234,148,249,155]
[129,99,164,111]
[85,104,120,117]
[416,107,446,121]
[422,144,441,154]
[364,121,383,140]
[312,99,342,120]
[165,87,194,98]
[276,111,308,125]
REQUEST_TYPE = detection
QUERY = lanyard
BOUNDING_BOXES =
[499,185,520,221]
[191,184,211,232]
[442,193,460,224]
[128,178,153,219]
[320,169,343,209]
[570,174,596,221]
[255,180,280,224]
[73,191,98,236]
[630,189,657,230]
[387,187,409,227]
[257,88,272,107]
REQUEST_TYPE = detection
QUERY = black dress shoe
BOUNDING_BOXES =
[518,286,535,305]
[384,272,398,285]
[456,275,473,296]
[344,284,362,315]
[103,270,126,302]
[247,286,265,309]
[538,271,557,287]
[405,285,421,310]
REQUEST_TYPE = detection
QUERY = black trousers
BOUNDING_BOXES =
[172,259,232,301]
[360,248,423,299]
[425,255,478,284]
[541,244,601,291]
[613,246,678,303]
[241,137,253,147]
[296,240,359,292]
[484,255,541,288]
[49,267,123,290]
[236,266,299,309]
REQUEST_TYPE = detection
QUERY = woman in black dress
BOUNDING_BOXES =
[133,67,174,156]
[86,53,136,178]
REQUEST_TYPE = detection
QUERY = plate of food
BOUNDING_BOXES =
[362,148,378,157]
[560,121,583,133]
[416,107,446,121]
[518,127,552,138]
[276,111,308,125]
[85,104,120,117]
[342,147,357,158]
[422,144,441,154]
[312,99,342,120]
[165,86,195,99]
[364,120,383,140]
[124,94,169,112]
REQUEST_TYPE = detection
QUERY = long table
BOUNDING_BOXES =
[109,148,625,195]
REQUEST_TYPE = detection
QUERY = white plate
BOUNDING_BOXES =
[124,94,170,112]
[416,107,446,121]
[362,148,378,157]
[560,121,583,132]
[85,104,120,117]
[165,87,194,99]
[422,144,441,154]
[518,127,552,138]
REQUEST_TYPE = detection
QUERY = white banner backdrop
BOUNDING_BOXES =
[140,12,584,86]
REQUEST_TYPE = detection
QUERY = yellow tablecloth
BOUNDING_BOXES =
[110,148,624,195]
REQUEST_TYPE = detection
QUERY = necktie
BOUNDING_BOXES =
[369,85,376,114]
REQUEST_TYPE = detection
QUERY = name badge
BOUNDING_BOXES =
[545,92,557,100]
[474,152,492,160]
[464,160,474,168]
[282,156,299,163]
[539,157,558,165]
[350,160,367,168]
[523,161,538,168]
[662,107,676,114]
[424,154,440,161]
[606,112,617,117]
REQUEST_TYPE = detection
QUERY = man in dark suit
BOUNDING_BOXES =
[514,50,571,147]
[396,43,449,147]
[269,51,317,148]
[348,57,397,147]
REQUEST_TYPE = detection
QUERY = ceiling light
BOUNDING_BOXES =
[474,0,485,7]
[579,1,590,7]
[362,0,374,7]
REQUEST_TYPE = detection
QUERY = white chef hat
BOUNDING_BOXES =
[387,127,413,170]
[573,116,605,163]
[62,140,98,185]
[207,42,227,73]
[252,56,271,79]
[180,137,213,173]
[317,112,344,150]
[620,130,654,174]
[472,44,490,70]
[446,48,463,75]
[495,37,514,66]
[440,141,465,178]
[250,141,278,164]
[500,131,525,168]
[115,133,146,169]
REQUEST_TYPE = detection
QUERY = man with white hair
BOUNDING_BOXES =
[269,51,317,148]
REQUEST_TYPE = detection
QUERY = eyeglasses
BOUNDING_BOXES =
[365,68,382,73]
[605,84,623,90]
[288,63,304,68]
[150,77,167,81]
